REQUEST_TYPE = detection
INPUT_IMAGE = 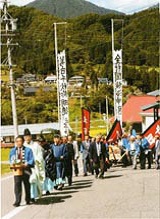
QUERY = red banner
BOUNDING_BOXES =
[142,119,160,148]
[81,108,90,141]
[106,119,122,143]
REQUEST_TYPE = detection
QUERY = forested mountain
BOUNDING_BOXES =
[26,0,122,18]
[1,5,159,125]
[4,5,158,90]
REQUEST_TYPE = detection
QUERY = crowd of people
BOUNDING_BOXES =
[117,133,160,170]
[9,129,160,207]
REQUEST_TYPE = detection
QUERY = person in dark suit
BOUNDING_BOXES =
[9,136,34,207]
[89,135,106,178]
[62,136,74,186]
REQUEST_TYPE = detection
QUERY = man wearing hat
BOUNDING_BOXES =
[24,129,45,202]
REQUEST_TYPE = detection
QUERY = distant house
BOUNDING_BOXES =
[45,75,57,84]
[122,94,159,132]
[17,74,36,83]
[68,76,84,87]
[24,86,53,95]
[1,123,59,145]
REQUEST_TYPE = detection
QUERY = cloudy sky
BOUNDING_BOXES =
[4,0,159,14]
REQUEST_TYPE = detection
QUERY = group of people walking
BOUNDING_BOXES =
[9,129,160,207]
[118,133,160,170]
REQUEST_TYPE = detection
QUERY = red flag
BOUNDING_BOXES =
[81,108,90,141]
[142,119,160,148]
[106,119,122,143]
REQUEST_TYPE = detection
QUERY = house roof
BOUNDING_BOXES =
[147,90,160,97]
[122,95,158,123]
[142,101,160,111]
[1,123,59,137]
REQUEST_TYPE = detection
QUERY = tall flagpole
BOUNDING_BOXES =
[111,19,116,118]
[106,96,109,135]
[54,22,60,131]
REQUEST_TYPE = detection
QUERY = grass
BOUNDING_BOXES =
[1,148,11,175]
[1,148,10,161]
[1,164,11,175]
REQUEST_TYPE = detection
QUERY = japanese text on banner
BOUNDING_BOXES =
[57,50,69,136]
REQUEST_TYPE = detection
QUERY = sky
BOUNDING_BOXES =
[3,0,159,14]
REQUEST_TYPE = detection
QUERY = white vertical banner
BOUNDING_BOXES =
[57,50,69,136]
[113,49,122,125]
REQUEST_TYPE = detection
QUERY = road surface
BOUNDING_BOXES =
[1,164,160,219]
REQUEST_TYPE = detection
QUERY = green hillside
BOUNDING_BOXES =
[5,6,158,87]
[1,6,159,126]
[26,0,122,18]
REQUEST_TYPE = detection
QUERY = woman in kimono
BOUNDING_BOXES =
[51,135,67,190]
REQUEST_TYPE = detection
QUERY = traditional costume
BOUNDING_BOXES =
[24,129,45,201]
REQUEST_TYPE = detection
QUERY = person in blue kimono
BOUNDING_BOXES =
[120,133,130,167]
[51,135,67,190]
[9,136,34,207]
[137,134,150,169]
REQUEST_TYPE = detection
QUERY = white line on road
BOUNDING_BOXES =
[1,206,27,219]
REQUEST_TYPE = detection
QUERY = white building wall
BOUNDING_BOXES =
[142,114,154,132]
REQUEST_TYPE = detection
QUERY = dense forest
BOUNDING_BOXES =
[3,6,158,86]
[1,5,159,125]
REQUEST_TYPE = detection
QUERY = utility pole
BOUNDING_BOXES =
[54,22,60,130]
[1,0,19,137]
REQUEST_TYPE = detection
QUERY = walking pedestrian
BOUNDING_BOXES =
[128,136,139,169]
[24,129,45,203]
[68,135,79,177]
[89,135,106,178]
[81,135,91,176]
[137,134,150,169]
[37,137,56,195]
[120,133,130,167]
[9,136,34,207]
[51,135,67,190]
[62,136,74,186]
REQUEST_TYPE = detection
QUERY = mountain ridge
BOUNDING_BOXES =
[26,0,123,18]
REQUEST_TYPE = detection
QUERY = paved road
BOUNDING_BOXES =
[1,165,160,219]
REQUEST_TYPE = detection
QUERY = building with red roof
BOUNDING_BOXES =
[122,94,159,132]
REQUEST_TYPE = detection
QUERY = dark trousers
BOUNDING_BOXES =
[121,149,129,166]
[66,160,73,185]
[146,151,152,168]
[73,160,79,176]
[93,158,105,177]
[14,174,30,204]
[140,151,152,169]
[139,152,146,169]
[93,162,100,176]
